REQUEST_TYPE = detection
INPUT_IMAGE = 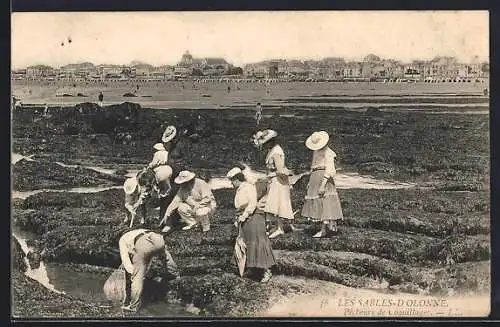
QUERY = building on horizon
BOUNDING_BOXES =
[174,50,232,76]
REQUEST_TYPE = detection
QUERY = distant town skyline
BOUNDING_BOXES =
[11,52,488,71]
[11,11,489,70]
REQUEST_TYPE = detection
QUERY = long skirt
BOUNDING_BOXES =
[232,211,276,269]
[301,169,344,221]
[264,175,294,220]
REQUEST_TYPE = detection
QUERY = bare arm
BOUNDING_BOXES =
[119,238,134,274]
[164,193,182,218]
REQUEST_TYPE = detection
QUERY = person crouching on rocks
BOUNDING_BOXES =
[227,167,275,283]
[124,177,147,226]
[118,228,180,313]
[124,170,159,226]
[160,170,216,233]
[302,131,344,238]
[253,129,298,239]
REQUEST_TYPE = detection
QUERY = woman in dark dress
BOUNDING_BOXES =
[228,167,275,283]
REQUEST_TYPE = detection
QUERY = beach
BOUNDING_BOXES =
[11,81,490,318]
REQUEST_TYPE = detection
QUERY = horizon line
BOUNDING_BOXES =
[12,53,489,70]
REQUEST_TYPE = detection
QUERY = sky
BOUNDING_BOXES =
[11,11,489,69]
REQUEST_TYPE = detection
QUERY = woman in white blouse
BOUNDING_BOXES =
[253,129,297,239]
[302,131,344,238]
[227,167,275,283]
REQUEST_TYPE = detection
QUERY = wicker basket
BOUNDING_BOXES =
[103,266,126,302]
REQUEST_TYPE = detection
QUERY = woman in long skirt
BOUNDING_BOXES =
[253,130,297,239]
[228,167,275,282]
[302,131,344,238]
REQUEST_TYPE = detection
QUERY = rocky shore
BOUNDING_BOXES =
[11,102,490,317]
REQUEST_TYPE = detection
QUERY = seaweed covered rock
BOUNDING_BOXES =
[22,189,123,211]
[40,225,121,266]
[91,102,141,134]
[12,159,124,191]
[168,273,272,316]
[12,237,28,273]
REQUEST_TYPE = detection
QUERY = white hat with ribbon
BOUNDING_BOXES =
[254,129,278,146]
[174,170,196,184]
[162,125,177,143]
[305,131,329,151]
[123,177,139,195]
[153,143,166,151]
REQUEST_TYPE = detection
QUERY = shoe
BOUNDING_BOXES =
[289,224,303,232]
[268,228,284,239]
[161,225,172,233]
[121,305,137,313]
[182,222,197,231]
[313,230,327,238]
[260,270,272,283]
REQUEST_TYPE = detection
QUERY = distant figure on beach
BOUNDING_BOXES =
[227,85,231,93]
[14,97,22,110]
[255,102,263,127]
[98,91,104,107]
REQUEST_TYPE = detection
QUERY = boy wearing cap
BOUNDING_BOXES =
[255,102,263,127]
[118,228,179,312]
[160,171,217,233]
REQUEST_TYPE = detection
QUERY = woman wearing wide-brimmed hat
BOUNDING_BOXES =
[302,131,344,238]
[161,125,177,148]
[253,129,297,239]
[227,167,275,282]
[160,170,217,233]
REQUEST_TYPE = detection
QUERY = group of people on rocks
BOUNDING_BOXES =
[116,122,344,313]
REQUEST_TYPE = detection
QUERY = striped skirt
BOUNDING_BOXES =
[301,169,344,221]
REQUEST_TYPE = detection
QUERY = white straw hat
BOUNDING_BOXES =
[123,177,139,195]
[162,125,177,143]
[254,129,278,146]
[227,167,243,179]
[153,143,166,151]
[305,131,329,151]
[174,170,196,184]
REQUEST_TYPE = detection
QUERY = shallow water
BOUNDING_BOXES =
[11,186,123,200]
[44,263,194,317]
[12,153,415,194]
[13,224,195,317]
[11,81,488,110]
[208,172,416,191]
[12,227,64,294]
